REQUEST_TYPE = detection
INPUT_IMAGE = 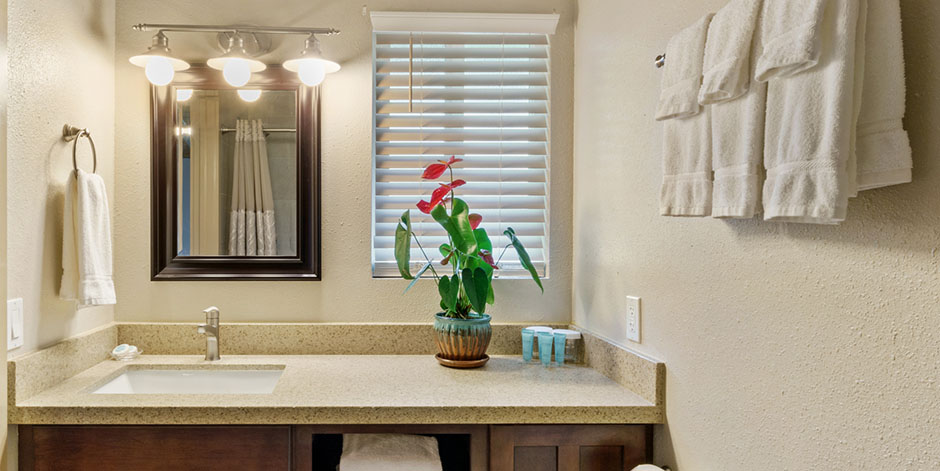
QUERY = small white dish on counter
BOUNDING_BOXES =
[92,368,284,394]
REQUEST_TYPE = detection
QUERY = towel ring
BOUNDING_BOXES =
[62,124,97,178]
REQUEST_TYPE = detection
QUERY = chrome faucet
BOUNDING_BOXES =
[197,306,221,361]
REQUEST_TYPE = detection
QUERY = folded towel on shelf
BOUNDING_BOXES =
[856,0,912,191]
[698,0,764,105]
[754,0,827,81]
[760,0,863,224]
[60,169,116,307]
[658,14,715,217]
[703,0,767,219]
[339,434,442,471]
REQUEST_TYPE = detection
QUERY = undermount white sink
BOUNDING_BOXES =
[92,368,284,394]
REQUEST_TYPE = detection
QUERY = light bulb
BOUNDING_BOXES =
[145,56,174,86]
[176,88,193,102]
[222,59,252,87]
[237,89,262,102]
[298,60,326,86]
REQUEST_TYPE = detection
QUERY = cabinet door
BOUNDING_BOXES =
[19,425,291,471]
[490,425,650,471]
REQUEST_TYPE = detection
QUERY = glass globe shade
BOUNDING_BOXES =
[176,88,194,102]
[144,56,174,86]
[222,59,252,87]
[237,89,262,102]
[297,60,327,86]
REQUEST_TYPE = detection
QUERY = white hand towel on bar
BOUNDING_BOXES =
[657,14,714,217]
[701,0,767,219]
[754,0,827,81]
[759,0,862,224]
[60,169,116,307]
[698,0,764,105]
[856,0,912,190]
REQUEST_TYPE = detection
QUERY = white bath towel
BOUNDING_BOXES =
[60,169,116,307]
[760,0,862,224]
[658,14,714,217]
[339,434,442,471]
[698,0,764,105]
[856,0,912,190]
[704,0,767,219]
[754,0,827,81]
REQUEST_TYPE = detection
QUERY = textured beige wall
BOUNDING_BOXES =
[113,0,574,323]
[7,0,116,357]
[1,0,8,464]
[573,0,940,469]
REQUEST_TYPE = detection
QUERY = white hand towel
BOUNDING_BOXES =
[698,0,764,105]
[339,434,442,471]
[60,169,116,307]
[761,0,862,224]
[658,15,714,217]
[856,0,912,190]
[754,0,827,81]
[703,0,767,219]
[656,14,714,121]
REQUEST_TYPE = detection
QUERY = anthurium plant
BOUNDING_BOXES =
[395,156,544,319]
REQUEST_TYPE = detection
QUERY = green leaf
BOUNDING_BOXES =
[438,275,460,313]
[394,210,413,279]
[430,199,478,255]
[438,244,453,257]
[461,268,489,314]
[504,227,543,293]
[473,228,493,252]
[403,261,432,294]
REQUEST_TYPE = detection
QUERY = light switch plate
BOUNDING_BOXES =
[626,296,641,343]
[8,298,24,350]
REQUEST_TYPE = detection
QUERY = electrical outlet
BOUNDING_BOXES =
[8,298,24,350]
[626,296,641,343]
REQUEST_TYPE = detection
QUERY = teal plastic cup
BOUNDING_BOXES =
[553,332,567,365]
[537,331,554,366]
[521,328,535,362]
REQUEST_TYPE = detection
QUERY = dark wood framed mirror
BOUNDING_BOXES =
[151,66,320,280]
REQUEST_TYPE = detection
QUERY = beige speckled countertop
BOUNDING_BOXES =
[10,354,660,425]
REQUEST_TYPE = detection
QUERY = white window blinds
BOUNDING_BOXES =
[371,15,555,279]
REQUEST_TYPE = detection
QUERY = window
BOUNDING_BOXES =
[371,13,558,279]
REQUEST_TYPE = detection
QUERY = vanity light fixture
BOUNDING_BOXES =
[207,35,266,87]
[283,34,341,86]
[129,31,190,86]
[131,24,341,88]
[237,89,262,102]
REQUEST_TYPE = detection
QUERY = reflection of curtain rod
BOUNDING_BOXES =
[219,128,296,133]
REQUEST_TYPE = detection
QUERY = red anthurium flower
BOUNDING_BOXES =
[421,163,448,180]
[469,213,482,230]
[416,180,467,214]
[479,249,499,269]
[420,156,464,180]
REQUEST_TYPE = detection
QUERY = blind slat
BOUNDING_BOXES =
[376,33,549,46]
[376,46,549,60]
[376,74,548,87]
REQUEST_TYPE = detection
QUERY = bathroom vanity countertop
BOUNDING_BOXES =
[9,355,662,425]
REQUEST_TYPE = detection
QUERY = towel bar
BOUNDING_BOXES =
[63,124,97,178]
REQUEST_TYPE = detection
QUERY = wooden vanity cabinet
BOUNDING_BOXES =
[18,423,650,471]
[489,425,651,471]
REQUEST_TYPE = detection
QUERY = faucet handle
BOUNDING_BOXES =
[197,325,206,334]
[203,306,220,320]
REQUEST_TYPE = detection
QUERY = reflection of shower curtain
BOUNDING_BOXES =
[228,119,277,256]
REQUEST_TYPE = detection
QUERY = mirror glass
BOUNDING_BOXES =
[174,89,298,257]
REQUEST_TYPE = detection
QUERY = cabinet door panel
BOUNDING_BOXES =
[490,425,650,471]
[514,446,558,471]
